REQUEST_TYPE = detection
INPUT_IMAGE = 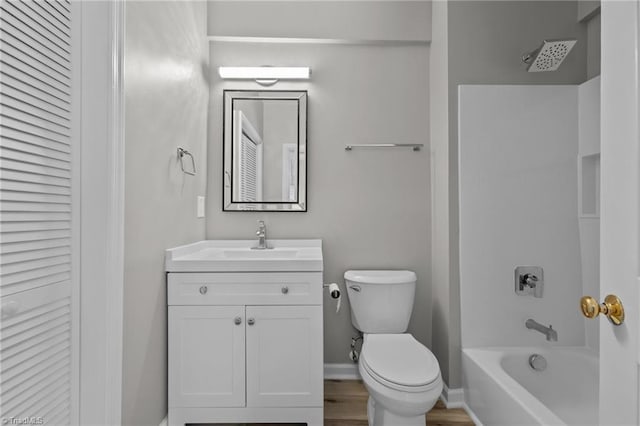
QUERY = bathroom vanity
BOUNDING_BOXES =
[165,240,324,426]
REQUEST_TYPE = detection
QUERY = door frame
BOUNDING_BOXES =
[78,1,125,424]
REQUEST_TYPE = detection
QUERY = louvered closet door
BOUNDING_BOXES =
[0,0,77,424]
[239,134,258,202]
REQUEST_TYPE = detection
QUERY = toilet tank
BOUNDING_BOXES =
[344,270,416,333]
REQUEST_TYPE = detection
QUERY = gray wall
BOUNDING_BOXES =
[123,2,208,424]
[429,0,453,393]
[586,10,601,79]
[206,41,431,363]
[578,0,600,21]
[432,0,589,389]
[261,101,298,201]
[235,99,264,138]
[577,0,600,79]
[208,1,432,42]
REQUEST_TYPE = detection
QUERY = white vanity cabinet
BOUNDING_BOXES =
[168,305,246,408]
[245,305,323,408]
[166,240,324,426]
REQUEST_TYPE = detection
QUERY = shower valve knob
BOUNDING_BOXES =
[580,294,625,326]
[521,274,538,286]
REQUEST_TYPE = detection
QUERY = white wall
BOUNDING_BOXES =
[206,41,431,363]
[123,2,208,424]
[459,85,584,348]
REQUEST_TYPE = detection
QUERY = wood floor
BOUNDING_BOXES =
[324,380,474,426]
[203,380,475,426]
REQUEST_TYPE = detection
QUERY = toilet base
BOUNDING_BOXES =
[367,396,426,426]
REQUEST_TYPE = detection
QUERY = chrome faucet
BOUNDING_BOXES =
[252,220,270,250]
[525,319,557,341]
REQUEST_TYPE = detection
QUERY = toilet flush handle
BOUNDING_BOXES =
[349,285,361,292]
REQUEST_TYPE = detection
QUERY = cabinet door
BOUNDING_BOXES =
[168,306,245,407]
[246,305,323,407]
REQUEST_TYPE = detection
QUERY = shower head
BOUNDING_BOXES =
[522,39,577,72]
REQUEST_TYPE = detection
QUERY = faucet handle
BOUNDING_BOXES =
[515,267,544,298]
[251,220,270,250]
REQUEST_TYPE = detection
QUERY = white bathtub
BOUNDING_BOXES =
[462,347,598,426]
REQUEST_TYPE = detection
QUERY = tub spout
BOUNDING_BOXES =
[525,319,558,342]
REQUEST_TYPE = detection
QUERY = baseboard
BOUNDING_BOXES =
[462,403,483,426]
[440,383,465,408]
[439,386,483,425]
[324,363,361,380]
[159,416,167,426]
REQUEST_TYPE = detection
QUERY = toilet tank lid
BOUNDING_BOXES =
[344,270,416,284]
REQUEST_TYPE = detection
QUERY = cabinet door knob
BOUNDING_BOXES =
[199,286,208,295]
[281,286,289,294]
[234,316,242,325]
[247,318,255,326]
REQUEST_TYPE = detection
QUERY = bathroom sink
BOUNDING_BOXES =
[165,240,323,272]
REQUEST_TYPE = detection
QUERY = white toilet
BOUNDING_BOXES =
[345,270,443,426]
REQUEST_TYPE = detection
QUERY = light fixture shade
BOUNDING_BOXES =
[218,66,311,80]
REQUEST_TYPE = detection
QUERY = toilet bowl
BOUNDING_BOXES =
[358,334,443,426]
[344,270,443,426]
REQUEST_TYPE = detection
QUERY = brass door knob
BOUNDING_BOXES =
[580,294,625,326]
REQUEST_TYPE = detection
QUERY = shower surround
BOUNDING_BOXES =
[458,82,600,424]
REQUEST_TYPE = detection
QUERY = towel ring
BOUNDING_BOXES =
[177,147,196,176]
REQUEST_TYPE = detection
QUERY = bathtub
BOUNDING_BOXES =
[462,347,598,426]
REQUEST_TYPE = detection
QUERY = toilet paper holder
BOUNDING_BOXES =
[324,283,342,313]
[323,283,341,299]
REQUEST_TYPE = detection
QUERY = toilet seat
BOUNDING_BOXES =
[360,334,441,393]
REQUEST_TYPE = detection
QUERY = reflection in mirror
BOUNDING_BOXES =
[223,91,307,211]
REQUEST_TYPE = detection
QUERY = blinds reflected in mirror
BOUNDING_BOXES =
[239,132,259,202]
[233,110,263,203]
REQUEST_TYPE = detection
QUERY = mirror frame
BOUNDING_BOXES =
[223,90,308,212]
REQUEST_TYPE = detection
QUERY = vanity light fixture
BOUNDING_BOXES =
[218,66,311,86]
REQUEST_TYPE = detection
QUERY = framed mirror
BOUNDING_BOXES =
[223,90,308,211]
